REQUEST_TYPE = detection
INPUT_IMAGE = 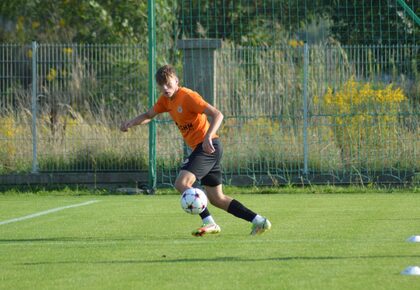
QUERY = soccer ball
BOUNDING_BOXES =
[180,188,208,215]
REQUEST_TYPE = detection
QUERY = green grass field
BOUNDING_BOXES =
[1,189,420,290]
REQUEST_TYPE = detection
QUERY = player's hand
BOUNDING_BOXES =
[120,121,131,132]
[202,137,215,154]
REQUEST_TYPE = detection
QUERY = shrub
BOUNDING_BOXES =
[315,78,408,168]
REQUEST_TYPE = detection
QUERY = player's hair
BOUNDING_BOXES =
[155,65,178,86]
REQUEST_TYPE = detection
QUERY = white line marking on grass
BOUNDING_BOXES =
[0,200,99,226]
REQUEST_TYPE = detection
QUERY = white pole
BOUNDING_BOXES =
[31,41,38,173]
[303,43,309,176]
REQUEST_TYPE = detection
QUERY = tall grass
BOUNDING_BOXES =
[0,44,418,181]
[216,43,419,176]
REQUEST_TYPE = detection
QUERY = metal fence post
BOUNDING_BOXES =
[31,41,38,173]
[395,0,420,25]
[302,43,309,176]
[148,0,157,191]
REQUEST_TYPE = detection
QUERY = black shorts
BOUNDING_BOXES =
[180,138,223,187]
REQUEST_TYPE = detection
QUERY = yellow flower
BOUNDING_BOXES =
[63,47,73,55]
[0,116,15,138]
[32,21,40,29]
[16,16,25,31]
[324,87,333,105]
[288,40,303,48]
[46,68,57,81]
[319,77,408,158]
[0,116,18,158]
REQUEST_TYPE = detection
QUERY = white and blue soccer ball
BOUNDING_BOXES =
[180,188,208,215]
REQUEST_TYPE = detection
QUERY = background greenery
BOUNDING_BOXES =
[1,0,418,45]
[0,1,418,185]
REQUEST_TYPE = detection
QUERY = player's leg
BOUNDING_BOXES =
[200,138,271,235]
[202,184,232,210]
[175,170,220,236]
[175,169,217,225]
[204,184,271,235]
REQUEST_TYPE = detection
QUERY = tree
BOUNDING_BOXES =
[0,0,175,44]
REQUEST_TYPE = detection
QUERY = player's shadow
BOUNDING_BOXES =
[0,238,77,243]
[6,237,420,266]
[0,237,140,243]
[20,254,420,266]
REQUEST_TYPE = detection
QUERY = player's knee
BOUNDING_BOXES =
[174,178,188,193]
[174,172,195,193]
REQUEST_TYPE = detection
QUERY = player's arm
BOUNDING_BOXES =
[120,108,158,132]
[202,104,224,153]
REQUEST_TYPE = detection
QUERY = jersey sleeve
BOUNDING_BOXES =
[186,91,209,114]
[153,95,168,113]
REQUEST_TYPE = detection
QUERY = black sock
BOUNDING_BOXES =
[227,199,257,222]
[199,207,211,219]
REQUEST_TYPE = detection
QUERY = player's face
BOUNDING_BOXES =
[158,76,179,98]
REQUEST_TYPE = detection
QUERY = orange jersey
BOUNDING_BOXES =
[153,87,218,149]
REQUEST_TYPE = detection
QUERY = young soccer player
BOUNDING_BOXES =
[120,64,271,236]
